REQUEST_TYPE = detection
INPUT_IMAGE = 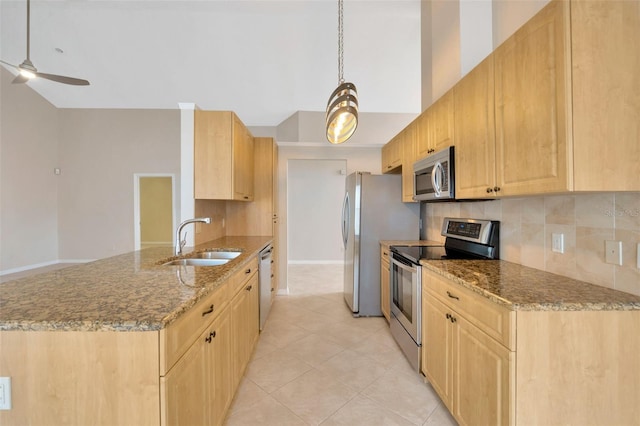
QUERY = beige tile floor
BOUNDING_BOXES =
[225,264,457,426]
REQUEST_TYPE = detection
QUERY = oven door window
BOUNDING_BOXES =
[391,257,415,323]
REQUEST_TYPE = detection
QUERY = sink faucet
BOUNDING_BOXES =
[175,217,211,256]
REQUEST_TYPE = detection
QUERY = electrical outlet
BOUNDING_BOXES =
[552,233,564,253]
[0,377,11,410]
[605,240,622,266]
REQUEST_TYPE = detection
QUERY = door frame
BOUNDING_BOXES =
[133,173,178,251]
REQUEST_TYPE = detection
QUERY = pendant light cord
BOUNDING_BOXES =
[337,0,344,84]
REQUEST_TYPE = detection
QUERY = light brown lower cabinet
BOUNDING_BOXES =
[161,304,231,426]
[422,268,640,425]
[0,256,260,426]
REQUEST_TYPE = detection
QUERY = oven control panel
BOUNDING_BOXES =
[441,218,498,245]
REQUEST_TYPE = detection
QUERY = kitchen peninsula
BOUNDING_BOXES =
[0,236,271,425]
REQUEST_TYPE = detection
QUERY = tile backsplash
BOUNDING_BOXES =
[425,193,640,296]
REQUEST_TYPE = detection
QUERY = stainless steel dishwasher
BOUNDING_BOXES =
[259,244,273,330]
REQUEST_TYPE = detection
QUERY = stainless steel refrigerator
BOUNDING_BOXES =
[342,172,420,316]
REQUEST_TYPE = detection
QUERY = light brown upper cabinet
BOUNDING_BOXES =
[402,123,418,202]
[381,132,403,174]
[416,90,455,161]
[454,56,497,199]
[494,0,572,196]
[493,0,640,196]
[570,0,639,191]
[194,111,254,201]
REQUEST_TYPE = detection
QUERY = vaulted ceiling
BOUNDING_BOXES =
[0,0,422,128]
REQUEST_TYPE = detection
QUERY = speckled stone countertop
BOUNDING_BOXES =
[421,259,640,311]
[0,236,272,332]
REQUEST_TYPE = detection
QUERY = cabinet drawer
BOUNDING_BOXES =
[229,257,258,296]
[424,270,514,350]
[160,283,228,375]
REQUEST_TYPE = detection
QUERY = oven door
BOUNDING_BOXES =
[390,253,421,344]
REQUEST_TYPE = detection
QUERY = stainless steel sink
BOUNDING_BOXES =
[162,258,231,266]
[193,251,242,260]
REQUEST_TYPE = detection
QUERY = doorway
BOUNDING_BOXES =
[134,174,176,250]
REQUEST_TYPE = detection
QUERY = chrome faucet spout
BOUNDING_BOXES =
[175,217,212,256]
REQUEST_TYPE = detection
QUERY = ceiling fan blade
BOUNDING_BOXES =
[36,72,90,86]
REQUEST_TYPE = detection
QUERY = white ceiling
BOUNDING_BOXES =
[0,0,422,127]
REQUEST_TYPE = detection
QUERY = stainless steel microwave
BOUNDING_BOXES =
[413,146,455,201]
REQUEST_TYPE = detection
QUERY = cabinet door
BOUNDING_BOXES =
[571,0,640,191]
[194,111,233,200]
[429,90,455,153]
[209,308,232,426]
[422,293,453,410]
[233,115,254,201]
[382,135,402,173]
[454,56,497,199]
[231,273,259,391]
[453,315,513,426]
[162,329,209,425]
[494,0,571,196]
[402,125,418,202]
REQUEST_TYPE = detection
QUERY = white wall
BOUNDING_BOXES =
[492,0,550,47]
[0,68,60,273]
[287,159,347,263]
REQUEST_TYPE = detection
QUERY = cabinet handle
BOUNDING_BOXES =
[446,291,459,300]
[494,186,501,193]
[245,285,252,291]
[387,165,392,169]
[486,187,494,193]
[245,268,251,274]
[244,196,249,200]
[450,315,457,323]
[202,304,214,316]
[271,287,275,292]
[205,330,216,343]
[445,313,451,320]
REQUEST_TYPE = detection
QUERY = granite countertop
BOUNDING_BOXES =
[0,236,272,332]
[422,259,640,312]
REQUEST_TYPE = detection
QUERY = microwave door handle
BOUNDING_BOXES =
[432,162,443,197]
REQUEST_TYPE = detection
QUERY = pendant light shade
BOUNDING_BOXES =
[325,0,358,144]
[326,81,358,144]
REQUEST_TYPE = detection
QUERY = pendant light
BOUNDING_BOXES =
[326,0,358,144]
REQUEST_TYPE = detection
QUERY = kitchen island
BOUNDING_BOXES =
[421,258,640,426]
[0,235,271,425]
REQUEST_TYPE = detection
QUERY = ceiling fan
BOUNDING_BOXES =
[0,0,89,86]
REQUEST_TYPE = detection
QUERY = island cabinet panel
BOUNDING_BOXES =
[0,330,160,426]
[494,0,572,196]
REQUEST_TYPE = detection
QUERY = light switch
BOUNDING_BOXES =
[605,240,622,266]
[552,233,564,253]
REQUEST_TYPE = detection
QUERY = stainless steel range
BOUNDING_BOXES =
[389,217,500,371]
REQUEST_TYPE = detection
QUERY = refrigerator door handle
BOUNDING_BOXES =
[342,192,349,248]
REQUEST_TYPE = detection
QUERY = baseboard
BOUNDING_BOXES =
[0,259,95,276]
